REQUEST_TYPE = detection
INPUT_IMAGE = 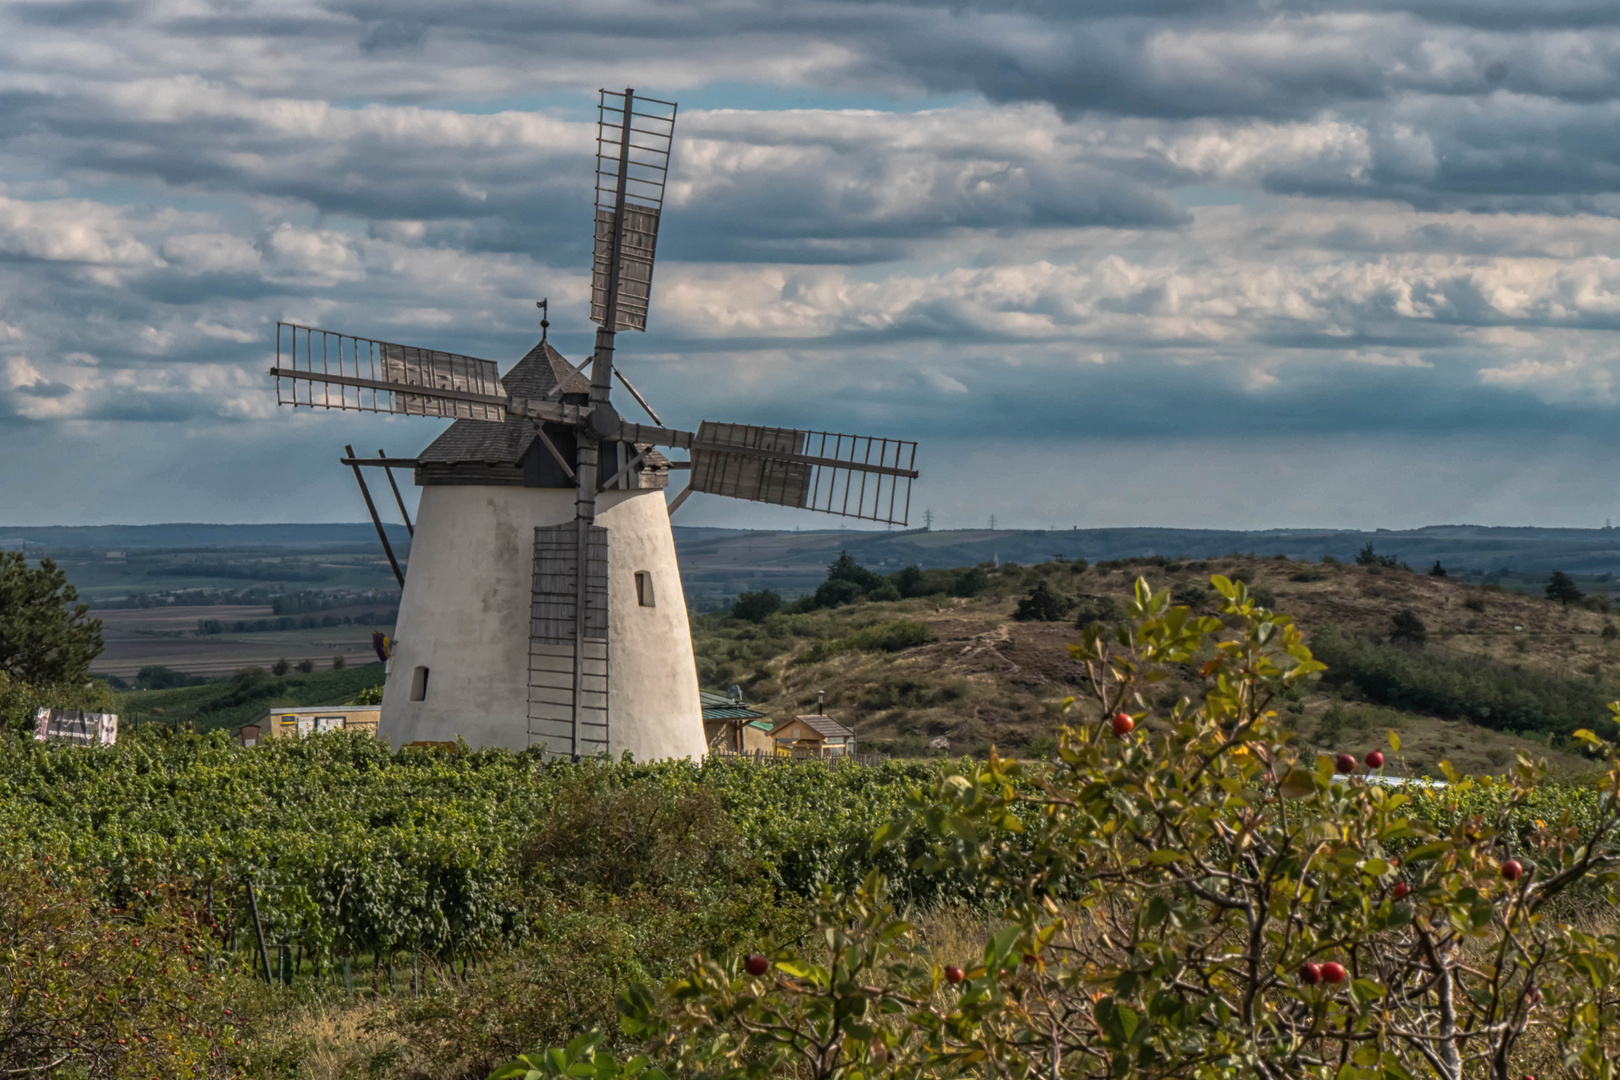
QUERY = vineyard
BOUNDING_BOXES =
[0,733,947,981]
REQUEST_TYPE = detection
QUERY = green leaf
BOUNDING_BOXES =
[1148,849,1188,865]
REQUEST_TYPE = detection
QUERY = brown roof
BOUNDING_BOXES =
[776,714,855,740]
[416,339,667,474]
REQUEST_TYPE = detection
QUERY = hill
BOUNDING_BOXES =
[671,523,1620,609]
[693,552,1617,778]
[115,662,386,734]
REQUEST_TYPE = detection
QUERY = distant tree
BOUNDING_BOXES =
[331,654,346,670]
[1013,581,1073,622]
[1355,542,1378,567]
[951,567,990,598]
[1389,609,1428,648]
[271,657,290,676]
[811,579,865,609]
[824,551,883,594]
[0,550,102,686]
[1429,561,1447,577]
[732,589,782,623]
[135,665,203,691]
[890,565,931,598]
[1546,571,1584,606]
[295,659,315,674]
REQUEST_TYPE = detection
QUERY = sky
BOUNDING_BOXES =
[6,0,1620,531]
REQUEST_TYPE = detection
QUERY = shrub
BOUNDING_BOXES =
[0,856,261,1078]
[889,566,931,598]
[1463,596,1487,612]
[1605,623,1619,642]
[1012,581,1072,622]
[1312,624,1615,738]
[1073,593,1122,629]
[568,576,1620,1080]
[731,589,782,623]
[802,620,933,663]
[951,568,989,598]
[1389,608,1428,647]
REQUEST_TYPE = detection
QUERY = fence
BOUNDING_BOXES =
[708,747,888,768]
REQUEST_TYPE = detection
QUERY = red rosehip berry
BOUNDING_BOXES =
[1299,962,1322,985]
[1391,882,1410,900]
[744,953,770,977]
[1364,750,1384,769]
[944,965,964,984]
[1502,859,1523,881]
[1111,713,1134,736]
[1335,753,1356,774]
[1320,962,1347,984]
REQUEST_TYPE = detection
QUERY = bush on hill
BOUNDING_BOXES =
[731,589,782,623]
[1312,624,1616,739]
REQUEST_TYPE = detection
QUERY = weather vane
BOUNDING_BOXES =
[536,298,549,342]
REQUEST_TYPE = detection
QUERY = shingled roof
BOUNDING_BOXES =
[417,341,592,466]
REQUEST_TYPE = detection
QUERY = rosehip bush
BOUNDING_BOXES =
[521,576,1620,1080]
[0,855,261,1078]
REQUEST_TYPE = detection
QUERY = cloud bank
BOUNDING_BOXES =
[4,0,1620,528]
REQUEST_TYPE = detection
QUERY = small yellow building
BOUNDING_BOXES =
[770,713,856,758]
[238,706,381,747]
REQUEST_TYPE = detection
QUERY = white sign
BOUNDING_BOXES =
[34,709,118,746]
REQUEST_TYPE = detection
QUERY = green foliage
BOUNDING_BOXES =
[349,683,384,706]
[1547,570,1584,606]
[0,550,103,686]
[0,737,948,992]
[1429,560,1448,577]
[1312,624,1617,739]
[581,576,1620,1080]
[1388,608,1428,647]
[137,665,210,690]
[117,662,385,732]
[798,553,906,611]
[731,590,782,623]
[1011,581,1071,622]
[1072,592,1121,629]
[0,855,262,1078]
[801,620,933,663]
[1605,623,1619,642]
[1355,542,1406,570]
[950,567,989,598]
[889,565,934,598]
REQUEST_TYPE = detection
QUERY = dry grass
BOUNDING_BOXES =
[695,555,1618,773]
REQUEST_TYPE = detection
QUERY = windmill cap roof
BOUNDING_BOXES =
[416,339,665,470]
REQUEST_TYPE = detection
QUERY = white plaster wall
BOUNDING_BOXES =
[378,484,706,761]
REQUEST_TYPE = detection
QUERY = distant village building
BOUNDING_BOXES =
[770,713,856,758]
[238,706,380,747]
[700,690,774,755]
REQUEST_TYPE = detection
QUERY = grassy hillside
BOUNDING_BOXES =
[694,553,1618,777]
[114,661,386,733]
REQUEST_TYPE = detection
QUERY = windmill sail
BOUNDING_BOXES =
[273,323,506,420]
[687,421,917,526]
[590,90,676,332]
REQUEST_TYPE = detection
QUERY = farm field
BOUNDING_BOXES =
[94,604,388,679]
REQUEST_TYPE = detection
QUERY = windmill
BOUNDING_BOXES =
[269,89,919,761]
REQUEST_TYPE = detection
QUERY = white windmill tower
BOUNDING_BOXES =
[269,89,919,760]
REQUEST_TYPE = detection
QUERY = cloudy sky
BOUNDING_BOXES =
[6,0,1620,530]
